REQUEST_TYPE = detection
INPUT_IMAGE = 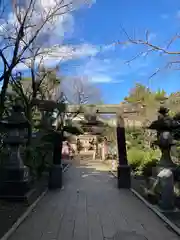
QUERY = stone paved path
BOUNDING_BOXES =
[9,158,179,240]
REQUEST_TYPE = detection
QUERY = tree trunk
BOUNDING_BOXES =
[26,105,32,146]
[0,73,10,118]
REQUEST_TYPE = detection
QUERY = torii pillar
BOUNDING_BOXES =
[116,112,131,188]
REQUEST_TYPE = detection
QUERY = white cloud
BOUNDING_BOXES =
[14,43,151,83]
[3,1,77,45]
[89,75,122,83]
[73,57,125,83]
[14,41,117,71]
[0,0,96,61]
[49,13,75,40]
[1,0,97,73]
[100,44,115,52]
[90,75,113,83]
[40,0,93,10]
[73,52,152,84]
[40,43,98,61]
[38,42,116,65]
[14,43,99,71]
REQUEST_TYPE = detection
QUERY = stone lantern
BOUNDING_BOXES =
[0,104,30,200]
[148,107,177,170]
[81,111,104,135]
[148,106,179,210]
[79,111,104,156]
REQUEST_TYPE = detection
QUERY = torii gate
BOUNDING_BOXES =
[67,104,139,189]
[32,100,140,189]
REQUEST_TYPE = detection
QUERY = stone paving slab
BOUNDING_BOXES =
[9,159,179,240]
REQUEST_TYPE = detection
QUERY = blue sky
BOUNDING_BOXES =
[1,0,180,103]
[60,0,180,103]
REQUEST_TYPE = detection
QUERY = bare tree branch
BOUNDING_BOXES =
[116,27,180,55]
[113,26,180,79]
[62,76,102,104]
[0,0,91,116]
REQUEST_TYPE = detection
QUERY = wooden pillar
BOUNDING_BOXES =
[116,112,131,188]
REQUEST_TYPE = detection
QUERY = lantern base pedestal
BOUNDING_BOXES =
[152,164,176,177]
[48,164,62,189]
[0,166,31,201]
[117,165,131,189]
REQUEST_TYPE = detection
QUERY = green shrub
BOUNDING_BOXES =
[127,148,145,171]
[140,151,160,177]
[23,142,53,179]
[128,147,160,176]
[126,128,144,148]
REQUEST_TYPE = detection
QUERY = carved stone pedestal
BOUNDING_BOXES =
[157,168,175,210]
[0,142,30,200]
[0,104,31,201]
[0,166,30,200]
[150,132,175,210]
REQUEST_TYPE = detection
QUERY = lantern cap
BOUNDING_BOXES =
[0,104,29,129]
